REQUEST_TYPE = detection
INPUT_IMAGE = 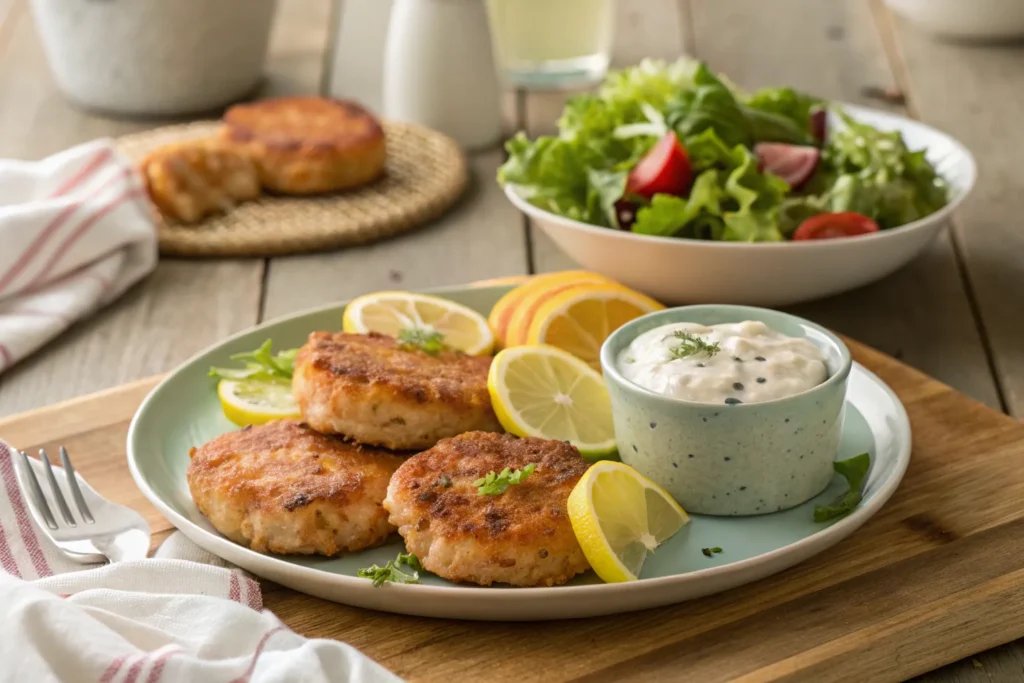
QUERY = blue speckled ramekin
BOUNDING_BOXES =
[600,305,852,516]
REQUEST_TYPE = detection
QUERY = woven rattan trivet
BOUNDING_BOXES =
[116,121,469,257]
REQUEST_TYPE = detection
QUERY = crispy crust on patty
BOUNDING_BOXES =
[139,138,261,223]
[220,97,386,195]
[384,432,590,587]
[292,332,502,450]
[187,419,404,556]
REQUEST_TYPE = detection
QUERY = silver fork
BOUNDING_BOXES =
[14,447,151,564]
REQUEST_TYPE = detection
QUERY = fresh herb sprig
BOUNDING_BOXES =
[357,552,423,588]
[398,327,445,355]
[669,331,721,360]
[209,339,298,382]
[474,464,536,495]
[701,547,723,557]
[814,452,871,522]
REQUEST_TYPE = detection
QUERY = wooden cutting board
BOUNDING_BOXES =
[2,340,1023,683]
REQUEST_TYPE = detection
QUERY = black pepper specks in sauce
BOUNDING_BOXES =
[649,422,657,429]
[733,382,744,391]
[756,377,766,384]
[755,356,766,362]
[724,398,742,405]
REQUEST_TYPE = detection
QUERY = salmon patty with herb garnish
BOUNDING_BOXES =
[383,432,591,587]
[187,419,404,556]
[292,331,502,450]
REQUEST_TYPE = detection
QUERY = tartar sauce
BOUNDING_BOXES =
[617,321,828,405]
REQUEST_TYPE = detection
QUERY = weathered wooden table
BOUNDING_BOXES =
[0,0,1020,680]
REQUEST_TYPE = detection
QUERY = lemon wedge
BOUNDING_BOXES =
[568,461,689,582]
[343,291,495,356]
[217,379,300,427]
[487,345,616,459]
[526,283,664,369]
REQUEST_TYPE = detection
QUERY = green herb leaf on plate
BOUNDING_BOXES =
[357,552,423,588]
[209,339,298,382]
[474,464,536,496]
[814,452,871,522]
[398,328,445,355]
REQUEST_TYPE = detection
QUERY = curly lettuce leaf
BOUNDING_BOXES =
[631,130,789,242]
[745,86,823,138]
[599,58,700,113]
[631,170,723,237]
[499,133,605,225]
[820,112,949,228]
[667,66,815,147]
[666,64,754,148]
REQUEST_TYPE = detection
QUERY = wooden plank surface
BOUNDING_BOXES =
[3,341,1024,682]
[873,3,1024,679]
[879,3,1024,419]
[261,149,530,320]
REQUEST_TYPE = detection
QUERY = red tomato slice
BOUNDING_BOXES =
[793,212,881,241]
[626,132,692,198]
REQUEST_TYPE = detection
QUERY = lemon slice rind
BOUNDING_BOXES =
[568,461,690,583]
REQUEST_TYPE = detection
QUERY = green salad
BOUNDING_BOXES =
[498,59,949,242]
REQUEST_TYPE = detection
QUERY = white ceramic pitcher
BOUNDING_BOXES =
[382,0,504,150]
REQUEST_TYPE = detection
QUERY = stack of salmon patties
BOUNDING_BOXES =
[187,329,593,587]
[139,97,387,224]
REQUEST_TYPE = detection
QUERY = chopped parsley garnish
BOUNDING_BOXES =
[209,339,298,381]
[814,452,871,522]
[474,464,535,495]
[357,552,423,587]
[669,332,721,360]
[398,327,445,355]
[701,547,723,557]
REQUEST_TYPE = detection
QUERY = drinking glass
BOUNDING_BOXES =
[485,0,615,89]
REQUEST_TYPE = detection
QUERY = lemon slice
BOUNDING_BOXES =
[218,379,300,427]
[487,345,616,459]
[568,461,689,582]
[488,270,609,349]
[527,283,664,369]
[343,291,494,356]
[503,272,617,348]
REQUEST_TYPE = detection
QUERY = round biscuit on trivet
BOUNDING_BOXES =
[117,120,468,257]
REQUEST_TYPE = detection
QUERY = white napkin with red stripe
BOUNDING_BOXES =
[0,441,401,683]
[0,140,157,375]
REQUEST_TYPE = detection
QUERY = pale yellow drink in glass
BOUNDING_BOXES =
[485,0,614,88]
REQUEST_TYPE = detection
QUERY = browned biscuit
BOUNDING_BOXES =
[187,419,405,556]
[220,97,386,195]
[292,331,502,450]
[139,138,260,224]
[384,432,591,587]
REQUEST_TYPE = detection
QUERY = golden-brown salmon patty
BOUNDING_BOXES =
[187,419,404,556]
[384,432,590,587]
[292,332,502,450]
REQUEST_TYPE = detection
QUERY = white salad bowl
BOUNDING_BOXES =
[504,104,976,307]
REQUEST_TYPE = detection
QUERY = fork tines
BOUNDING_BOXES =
[19,448,95,529]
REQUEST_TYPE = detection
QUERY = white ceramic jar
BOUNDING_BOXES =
[30,0,278,116]
[382,0,503,150]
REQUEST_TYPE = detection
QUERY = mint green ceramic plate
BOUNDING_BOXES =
[127,285,912,621]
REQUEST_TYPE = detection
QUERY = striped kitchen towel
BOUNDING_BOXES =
[0,140,157,375]
[0,441,401,683]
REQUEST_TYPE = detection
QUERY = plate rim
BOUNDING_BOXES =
[126,286,912,611]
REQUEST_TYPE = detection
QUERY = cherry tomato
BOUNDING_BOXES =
[793,212,880,240]
[626,131,692,198]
